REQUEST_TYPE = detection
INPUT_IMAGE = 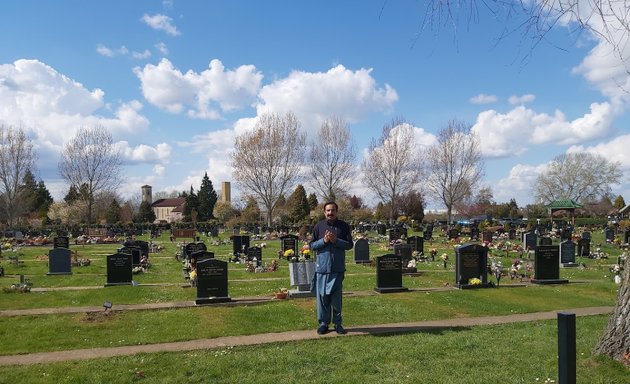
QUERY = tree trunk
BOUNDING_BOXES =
[594,256,630,366]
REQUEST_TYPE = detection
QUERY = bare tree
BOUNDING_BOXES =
[362,118,423,223]
[309,117,356,202]
[425,120,484,226]
[231,112,306,226]
[534,152,621,204]
[0,124,36,226]
[58,126,122,225]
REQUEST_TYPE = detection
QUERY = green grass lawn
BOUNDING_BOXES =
[0,229,627,383]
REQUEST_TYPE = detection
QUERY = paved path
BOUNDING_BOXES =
[0,306,613,367]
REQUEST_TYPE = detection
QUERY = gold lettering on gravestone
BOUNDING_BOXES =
[112,256,129,267]
[380,258,401,270]
[462,253,478,267]
[198,265,224,276]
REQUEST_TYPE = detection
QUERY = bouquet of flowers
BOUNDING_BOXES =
[284,249,297,262]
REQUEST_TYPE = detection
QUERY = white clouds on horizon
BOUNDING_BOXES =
[508,94,535,105]
[469,93,498,104]
[472,101,619,158]
[140,13,180,36]
[134,58,263,119]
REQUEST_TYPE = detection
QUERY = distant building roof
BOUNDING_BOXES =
[545,199,583,209]
[620,204,630,215]
[151,198,185,208]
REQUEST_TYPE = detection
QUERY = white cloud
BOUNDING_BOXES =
[155,42,169,56]
[567,134,630,170]
[116,141,172,164]
[508,94,535,105]
[255,64,398,134]
[96,44,129,57]
[132,50,152,60]
[472,102,618,158]
[153,164,166,177]
[493,163,549,205]
[469,93,498,104]
[141,14,181,36]
[133,58,263,119]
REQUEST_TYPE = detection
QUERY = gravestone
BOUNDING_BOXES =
[605,228,615,242]
[353,238,370,264]
[280,234,299,258]
[539,237,553,246]
[124,240,149,258]
[394,243,413,266]
[577,238,590,257]
[532,245,568,284]
[448,228,459,240]
[454,243,489,289]
[246,246,262,265]
[47,248,72,275]
[374,254,408,293]
[53,236,70,249]
[423,229,433,241]
[388,227,407,242]
[406,236,424,255]
[524,232,537,252]
[105,253,133,286]
[376,224,387,236]
[119,246,141,266]
[195,258,231,304]
[184,242,207,259]
[560,228,572,241]
[469,227,480,241]
[560,240,578,267]
[190,250,215,263]
[624,230,630,244]
[231,235,250,254]
[482,231,493,243]
[210,227,219,237]
[581,231,591,240]
[288,260,316,297]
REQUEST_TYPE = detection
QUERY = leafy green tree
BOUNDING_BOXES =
[33,180,53,218]
[183,186,198,222]
[64,185,80,204]
[241,196,261,225]
[213,201,237,222]
[307,193,318,211]
[197,172,218,221]
[135,201,156,223]
[613,195,626,210]
[287,185,310,224]
[105,199,121,224]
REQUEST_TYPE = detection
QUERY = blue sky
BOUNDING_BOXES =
[1,0,628,210]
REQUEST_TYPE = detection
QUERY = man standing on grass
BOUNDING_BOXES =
[310,201,353,335]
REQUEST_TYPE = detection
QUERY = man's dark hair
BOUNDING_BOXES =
[323,201,338,211]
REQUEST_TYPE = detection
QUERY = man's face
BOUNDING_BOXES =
[324,204,337,222]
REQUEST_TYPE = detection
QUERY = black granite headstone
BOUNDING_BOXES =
[47,248,72,275]
[191,250,215,263]
[482,231,493,243]
[524,232,537,252]
[448,228,459,240]
[624,230,630,244]
[454,243,488,288]
[532,245,567,284]
[231,235,250,254]
[388,227,407,242]
[374,254,408,293]
[560,240,577,266]
[184,242,207,259]
[577,238,590,257]
[246,246,262,262]
[280,234,299,258]
[353,238,370,264]
[119,246,141,266]
[423,230,433,241]
[581,231,591,240]
[195,258,231,304]
[508,229,516,240]
[394,243,413,265]
[106,253,133,286]
[605,228,615,242]
[53,236,70,249]
[539,237,553,246]
[406,236,424,254]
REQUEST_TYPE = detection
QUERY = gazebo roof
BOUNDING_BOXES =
[545,199,583,209]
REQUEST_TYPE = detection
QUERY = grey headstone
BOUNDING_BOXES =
[48,248,72,275]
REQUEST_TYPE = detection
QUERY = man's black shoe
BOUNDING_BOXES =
[317,324,329,335]
[334,324,347,334]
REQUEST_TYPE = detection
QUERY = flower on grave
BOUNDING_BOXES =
[284,249,298,262]
[468,277,482,285]
[440,253,449,261]
[412,250,421,258]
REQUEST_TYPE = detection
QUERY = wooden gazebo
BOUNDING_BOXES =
[545,199,583,225]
